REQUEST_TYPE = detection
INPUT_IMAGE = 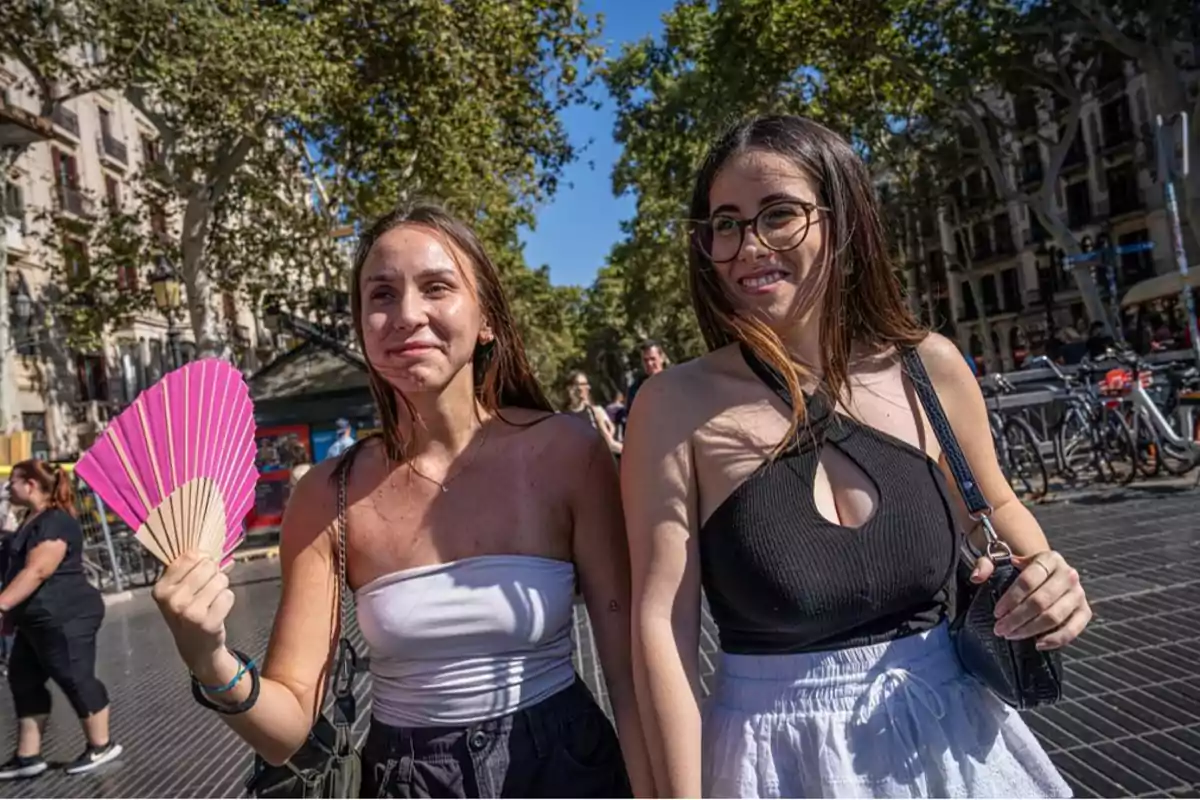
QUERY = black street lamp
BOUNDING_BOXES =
[150,257,183,369]
[12,285,32,329]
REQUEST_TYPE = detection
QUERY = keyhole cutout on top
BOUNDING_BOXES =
[811,442,880,529]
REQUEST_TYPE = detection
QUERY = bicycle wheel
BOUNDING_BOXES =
[1094,406,1137,485]
[1002,417,1049,501]
[1055,402,1093,482]
[1155,406,1200,475]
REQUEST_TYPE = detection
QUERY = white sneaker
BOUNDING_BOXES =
[63,742,123,775]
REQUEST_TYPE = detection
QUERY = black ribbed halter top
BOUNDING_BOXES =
[699,345,958,655]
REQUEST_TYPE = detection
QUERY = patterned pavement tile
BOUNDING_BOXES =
[2,485,1199,797]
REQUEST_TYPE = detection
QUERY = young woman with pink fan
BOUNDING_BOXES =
[151,203,654,798]
[0,461,122,780]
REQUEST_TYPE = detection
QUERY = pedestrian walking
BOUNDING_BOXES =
[0,460,122,779]
[151,202,652,798]
[622,114,1089,798]
[564,370,622,458]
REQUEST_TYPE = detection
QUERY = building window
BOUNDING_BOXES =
[141,135,161,166]
[1065,181,1092,229]
[1118,229,1154,285]
[117,261,138,292]
[75,354,109,402]
[62,237,90,283]
[104,174,121,210]
[1000,268,1022,311]
[993,213,1013,255]
[51,147,80,206]
[1106,162,1141,216]
[22,413,50,460]
[981,274,999,315]
[2,181,24,235]
[971,220,992,260]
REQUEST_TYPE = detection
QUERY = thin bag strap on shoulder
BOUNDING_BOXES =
[328,458,358,726]
[901,347,1013,562]
[900,346,990,516]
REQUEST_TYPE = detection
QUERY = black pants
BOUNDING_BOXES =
[8,606,109,719]
[360,678,632,798]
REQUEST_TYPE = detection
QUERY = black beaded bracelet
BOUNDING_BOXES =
[191,649,261,716]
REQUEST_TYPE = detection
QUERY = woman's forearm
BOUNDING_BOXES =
[191,649,320,766]
[975,498,1050,557]
[0,566,48,611]
[636,617,701,798]
[608,681,657,797]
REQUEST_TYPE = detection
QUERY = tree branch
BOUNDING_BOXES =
[1066,0,1152,61]
[208,133,258,204]
[8,48,56,117]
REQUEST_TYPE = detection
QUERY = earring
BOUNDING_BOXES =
[479,327,494,344]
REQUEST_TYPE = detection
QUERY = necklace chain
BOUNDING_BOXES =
[405,419,492,494]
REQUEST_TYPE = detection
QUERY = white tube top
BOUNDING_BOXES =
[354,554,577,726]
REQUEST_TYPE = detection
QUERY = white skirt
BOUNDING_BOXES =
[702,625,1072,798]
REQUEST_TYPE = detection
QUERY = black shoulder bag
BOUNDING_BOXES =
[244,460,363,798]
[902,347,1064,710]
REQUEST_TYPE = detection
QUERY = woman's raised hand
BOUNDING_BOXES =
[151,552,237,679]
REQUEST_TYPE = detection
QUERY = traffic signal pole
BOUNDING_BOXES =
[1156,112,1200,366]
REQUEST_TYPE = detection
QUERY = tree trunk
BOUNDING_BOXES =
[964,272,1000,371]
[1034,206,1111,331]
[180,191,225,358]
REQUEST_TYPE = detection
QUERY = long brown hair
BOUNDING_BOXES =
[688,115,926,444]
[12,459,77,516]
[348,201,554,465]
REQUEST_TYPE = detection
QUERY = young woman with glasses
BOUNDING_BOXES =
[151,203,652,798]
[622,115,1088,798]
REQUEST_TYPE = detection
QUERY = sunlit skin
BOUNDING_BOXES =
[360,227,492,396]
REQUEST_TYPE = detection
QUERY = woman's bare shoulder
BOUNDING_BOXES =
[915,332,979,392]
[631,346,736,423]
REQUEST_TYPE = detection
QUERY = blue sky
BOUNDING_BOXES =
[517,0,675,288]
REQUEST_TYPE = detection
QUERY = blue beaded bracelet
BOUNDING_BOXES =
[197,652,256,695]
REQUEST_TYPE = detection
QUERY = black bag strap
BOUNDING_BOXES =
[328,458,359,727]
[900,346,1012,563]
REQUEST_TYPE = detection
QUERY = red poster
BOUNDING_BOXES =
[245,424,312,535]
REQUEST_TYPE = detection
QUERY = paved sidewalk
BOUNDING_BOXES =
[3,486,1200,797]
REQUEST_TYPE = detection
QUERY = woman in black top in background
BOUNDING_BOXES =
[0,461,123,780]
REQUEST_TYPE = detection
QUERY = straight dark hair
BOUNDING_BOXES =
[688,115,926,446]
[345,201,553,469]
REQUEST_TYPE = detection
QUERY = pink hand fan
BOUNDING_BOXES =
[76,358,259,566]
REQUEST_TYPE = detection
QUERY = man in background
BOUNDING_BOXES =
[623,340,670,425]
